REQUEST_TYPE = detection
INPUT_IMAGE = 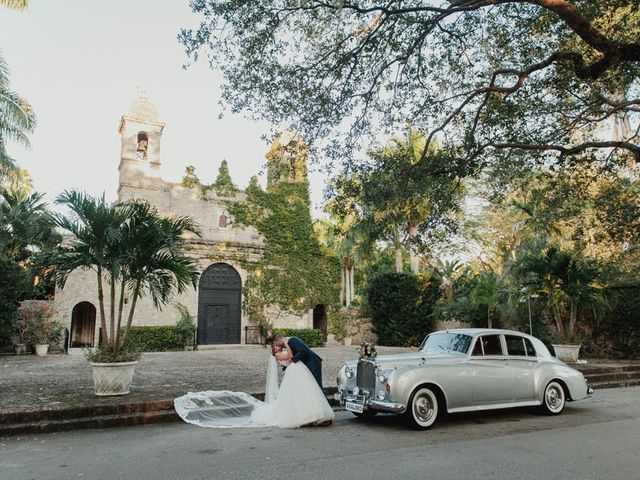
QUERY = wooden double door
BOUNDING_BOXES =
[197,263,241,345]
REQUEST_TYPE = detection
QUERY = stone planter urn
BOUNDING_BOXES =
[343,337,352,346]
[552,344,581,363]
[90,361,138,396]
[14,343,27,355]
[34,344,49,356]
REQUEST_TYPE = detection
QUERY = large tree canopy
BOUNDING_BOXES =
[181,1,640,176]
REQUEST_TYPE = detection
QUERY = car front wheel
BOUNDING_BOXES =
[405,387,439,429]
[541,380,566,415]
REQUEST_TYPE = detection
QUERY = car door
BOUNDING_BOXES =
[504,335,537,401]
[468,334,513,405]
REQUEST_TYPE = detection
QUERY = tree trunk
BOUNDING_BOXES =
[395,248,403,273]
[349,265,355,306]
[119,281,141,349]
[96,267,108,346]
[340,267,345,307]
[345,266,352,308]
[487,308,492,329]
[568,299,577,336]
[109,277,116,350]
[114,279,127,355]
[408,222,419,273]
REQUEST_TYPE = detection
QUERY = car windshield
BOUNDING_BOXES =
[419,332,473,355]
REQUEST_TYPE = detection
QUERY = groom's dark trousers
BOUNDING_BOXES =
[288,336,323,388]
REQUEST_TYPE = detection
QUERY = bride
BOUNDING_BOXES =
[174,341,334,429]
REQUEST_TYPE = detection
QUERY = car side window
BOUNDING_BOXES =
[505,335,526,356]
[523,338,537,357]
[472,335,503,356]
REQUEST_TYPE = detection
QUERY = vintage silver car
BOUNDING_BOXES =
[336,328,593,429]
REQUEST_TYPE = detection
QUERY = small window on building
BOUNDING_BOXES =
[218,212,228,228]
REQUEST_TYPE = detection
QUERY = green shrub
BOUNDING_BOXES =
[272,328,324,347]
[126,326,184,352]
[585,286,640,358]
[366,272,438,346]
[0,256,28,348]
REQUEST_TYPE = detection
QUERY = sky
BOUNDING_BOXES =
[0,0,328,215]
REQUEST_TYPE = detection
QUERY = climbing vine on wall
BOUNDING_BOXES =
[230,174,341,326]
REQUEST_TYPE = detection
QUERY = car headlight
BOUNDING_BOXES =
[376,369,388,383]
[345,366,355,379]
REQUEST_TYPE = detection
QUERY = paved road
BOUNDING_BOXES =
[2,386,639,480]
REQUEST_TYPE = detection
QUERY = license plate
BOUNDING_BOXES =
[345,401,364,413]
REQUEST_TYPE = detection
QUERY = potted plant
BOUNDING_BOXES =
[43,192,200,395]
[17,302,62,356]
[330,307,361,346]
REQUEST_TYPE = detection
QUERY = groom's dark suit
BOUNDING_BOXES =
[287,336,323,388]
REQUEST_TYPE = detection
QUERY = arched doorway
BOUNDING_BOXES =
[70,302,96,348]
[198,263,242,344]
[313,304,327,340]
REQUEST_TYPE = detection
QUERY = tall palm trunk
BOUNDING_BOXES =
[349,264,355,306]
[408,222,419,273]
[395,248,403,272]
[109,276,116,349]
[119,280,141,349]
[568,299,578,336]
[114,279,127,354]
[96,267,108,346]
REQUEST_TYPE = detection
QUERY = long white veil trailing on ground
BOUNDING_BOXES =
[175,351,333,429]
[174,353,278,429]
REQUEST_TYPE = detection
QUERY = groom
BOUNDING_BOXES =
[272,334,323,389]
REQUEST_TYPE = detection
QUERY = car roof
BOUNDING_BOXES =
[432,328,533,338]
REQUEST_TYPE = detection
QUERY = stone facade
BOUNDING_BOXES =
[53,96,315,349]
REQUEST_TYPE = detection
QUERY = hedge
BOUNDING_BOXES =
[366,272,438,346]
[272,328,324,348]
[126,326,184,352]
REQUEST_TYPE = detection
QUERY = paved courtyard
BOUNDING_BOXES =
[0,346,410,415]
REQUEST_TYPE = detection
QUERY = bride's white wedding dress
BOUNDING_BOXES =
[174,354,334,429]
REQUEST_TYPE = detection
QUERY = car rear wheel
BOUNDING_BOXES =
[405,387,439,429]
[541,380,566,415]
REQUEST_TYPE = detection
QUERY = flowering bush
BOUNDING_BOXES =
[17,302,63,345]
[359,341,377,360]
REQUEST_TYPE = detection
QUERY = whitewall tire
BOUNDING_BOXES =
[542,380,566,415]
[406,387,439,429]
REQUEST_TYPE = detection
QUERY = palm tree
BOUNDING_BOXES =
[513,244,606,339]
[470,270,503,329]
[45,190,200,358]
[0,54,36,174]
[1,1,29,10]
[0,186,58,262]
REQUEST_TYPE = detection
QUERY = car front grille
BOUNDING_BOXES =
[356,360,376,391]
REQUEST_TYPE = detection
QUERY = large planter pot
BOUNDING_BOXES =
[552,344,581,363]
[343,337,352,346]
[14,343,27,355]
[90,361,138,396]
[34,344,49,356]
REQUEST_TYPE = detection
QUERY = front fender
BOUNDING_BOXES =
[389,366,450,413]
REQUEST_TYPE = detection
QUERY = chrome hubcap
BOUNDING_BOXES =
[414,393,434,423]
[546,386,563,410]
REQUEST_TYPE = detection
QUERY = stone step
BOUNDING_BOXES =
[576,365,640,375]
[0,409,179,437]
[589,379,640,390]
[584,371,640,383]
[0,388,339,437]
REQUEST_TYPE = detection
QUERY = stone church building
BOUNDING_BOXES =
[52,96,325,350]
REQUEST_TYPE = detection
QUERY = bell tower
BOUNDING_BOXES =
[266,130,309,191]
[117,94,165,200]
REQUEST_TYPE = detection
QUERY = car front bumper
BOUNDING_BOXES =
[337,388,406,414]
